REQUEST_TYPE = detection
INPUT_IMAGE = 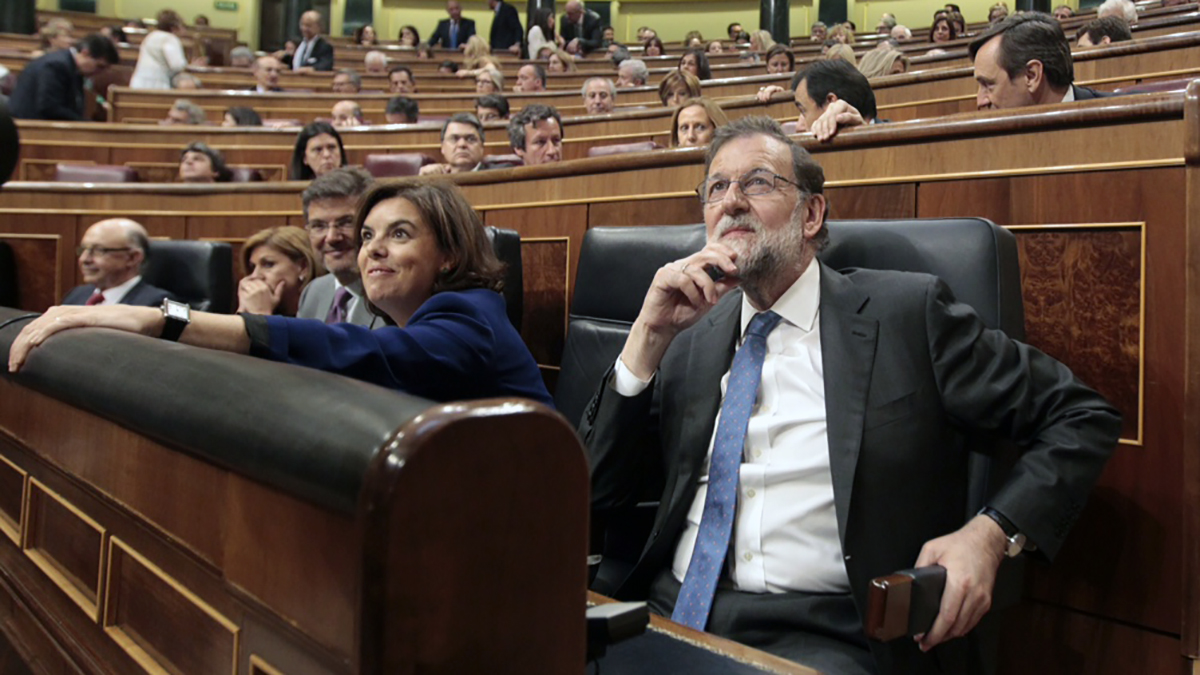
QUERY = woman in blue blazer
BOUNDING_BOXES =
[9,182,553,408]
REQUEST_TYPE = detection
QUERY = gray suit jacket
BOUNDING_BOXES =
[583,262,1121,674]
[296,275,377,327]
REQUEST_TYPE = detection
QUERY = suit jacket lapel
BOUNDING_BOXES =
[818,262,879,546]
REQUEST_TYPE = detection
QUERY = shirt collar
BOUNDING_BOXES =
[1060,86,1075,103]
[739,260,820,336]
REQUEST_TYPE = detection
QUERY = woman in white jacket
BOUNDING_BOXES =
[130,10,189,90]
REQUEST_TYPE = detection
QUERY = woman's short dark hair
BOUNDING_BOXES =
[181,141,233,182]
[765,44,795,70]
[353,23,377,44]
[156,9,183,33]
[400,25,421,43]
[225,106,262,126]
[643,36,665,55]
[930,16,958,41]
[353,181,506,319]
[290,121,347,180]
[968,13,1074,89]
[680,48,712,80]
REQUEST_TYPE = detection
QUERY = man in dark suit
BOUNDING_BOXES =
[62,219,174,307]
[559,0,602,54]
[969,12,1115,109]
[9,33,119,121]
[488,0,523,51]
[288,11,334,72]
[429,0,476,50]
[582,116,1120,675]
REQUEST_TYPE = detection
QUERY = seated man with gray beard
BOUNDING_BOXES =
[582,115,1120,675]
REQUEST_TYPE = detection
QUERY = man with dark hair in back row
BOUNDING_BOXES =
[297,166,378,327]
[385,96,419,124]
[10,34,120,121]
[507,104,563,166]
[755,60,878,142]
[476,94,510,122]
[1076,15,1133,48]
[420,113,488,175]
[969,12,1113,109]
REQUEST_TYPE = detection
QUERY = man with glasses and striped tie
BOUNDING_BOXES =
[582,116,1120,674]
[63,219,175,307]
[296,167,379,327]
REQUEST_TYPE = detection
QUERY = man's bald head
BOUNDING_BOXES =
[253,55,282,89]
[78,219,150,290]
[565,0,583,20]
[299,11,322,39]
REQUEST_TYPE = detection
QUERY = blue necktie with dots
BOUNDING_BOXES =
[672,310,783,630]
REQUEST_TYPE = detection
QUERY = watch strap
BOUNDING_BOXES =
[160,300,189,342]
[979,506,1018,538]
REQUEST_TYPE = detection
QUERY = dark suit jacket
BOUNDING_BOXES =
[9,49,84,121]
[291,36,334,71]
[62,280,175,306]
[559,10,603,53]
[1073,84,1115,100]
[429,18,477,49]
[250,288,552,406]
[583,263,1120,674]
[489,1,524,49]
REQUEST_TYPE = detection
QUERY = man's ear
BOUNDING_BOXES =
[513,146,526,159]
[802,194,827,240]
[1024,59,1045,94]
[825,92,840,109]
[1099,35,1112,45]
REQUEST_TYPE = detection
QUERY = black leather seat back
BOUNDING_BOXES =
[142,240,234,313]
[0,241,16,308]
[485,226,523,331]
[556,224,707,426]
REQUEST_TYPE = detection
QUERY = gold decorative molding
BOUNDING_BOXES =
[0,453,26,546]
[22,478,107,622]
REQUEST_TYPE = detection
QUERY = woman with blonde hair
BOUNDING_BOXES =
[456,35,504,80]
[548,48,577,72]
[33,18,73,58]
[475,68,504,93]
[131,10,191,90]
[857,48,908,78]
[829,23,855,45]
[825,42,857,66]
[670,97,728,147]
[237,226,323,317]
[749,29,776,52]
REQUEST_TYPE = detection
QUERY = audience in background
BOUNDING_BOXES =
[989,3,1010,24]
[223,106,263,126]
[416,43,435,59]
[130,9,190,90]
[617,59,649,87]
[643,37,665,57]
[931,15,958,43]
[826,43,857,66]
[331,100,364,127]
[193,14,210,26]
[514,64,547,92]
[297,167,376,326]
[508,104,564,165]
[439,60,460,74]
[526,8,561,61]
[179,142,231,183]
[1077,16,1133,47]
[353,24,378,46]
[707,41,723,54]
[290,122,347,180]
[420,113,488,174]
[828,24,855,45]
[1098,0,1138,24]
[332,69,361,94]
[658,70,702,107]
[765,44,795,74]
[679,49,712,80]
[237,226,322,317]
[876,13,897,34]
[476,70,504,93]
[858,48,909,78]
[582,77,617,114]
[891,24,913,40]
[560,0,604,55]
[430,0,476,49]
[364,50,388,74]
[476,94,511,121]
[62,219,174,307]
[172,73,202,89]
[750,29,776,52]
[385,96,419,123]
[670,97,727,147]
[548,49,577,72]
[10,34,119,121]
[389,66,417,93]
[399,25,421,46]
[811,21,828,41]
[164,99,206,125]
[251,55,283,92]
[33,18,74,59]
[288,11,335,72]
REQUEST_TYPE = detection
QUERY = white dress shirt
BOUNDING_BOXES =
[293,39,312,69]
[615,262,850,594]
[93,275,143,305]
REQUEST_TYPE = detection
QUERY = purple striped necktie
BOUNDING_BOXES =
[325,287,351,324]
[671,310,783,631]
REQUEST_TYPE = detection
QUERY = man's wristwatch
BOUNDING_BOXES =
[979,506,1028,558]
[160,299,191,342]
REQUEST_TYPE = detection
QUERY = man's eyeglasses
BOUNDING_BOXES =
[696,170,802,204]
[76,245,132,257]
[306,217,356,235]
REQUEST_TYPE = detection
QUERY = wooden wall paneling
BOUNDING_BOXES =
[917,169,1183,637]
[0,454,23,546]
[1180,79,1200,659]
[997,601,1187,675]
[0,234,64,311]
[18,144,110,180]
[22,479,105,622]
[587,196,703,229]
[825,184,918,220]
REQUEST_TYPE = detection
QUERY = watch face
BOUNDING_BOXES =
[165,301,190,320]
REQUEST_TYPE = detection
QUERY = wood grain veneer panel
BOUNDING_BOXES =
[0,236,59,312]
[918,169,1183,636]
[23,480,104,621]
[588,196,702,228]
[826,184,917,220]
[105,538,239,675]
[0,451,25,546]
[518,239,568,368]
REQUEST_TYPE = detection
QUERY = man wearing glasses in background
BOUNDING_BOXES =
[295,167,379,327]
[583,116,1119,674]
[63,219,175,307]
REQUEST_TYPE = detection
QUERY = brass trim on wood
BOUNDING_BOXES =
[0,453,26,546]
[103,536,241,675]
[1004,222,1146,447]
[22,478,107,623]
[248,654,288,675]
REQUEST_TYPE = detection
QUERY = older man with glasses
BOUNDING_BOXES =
[295,166,380,327]
[63,219,175,306]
